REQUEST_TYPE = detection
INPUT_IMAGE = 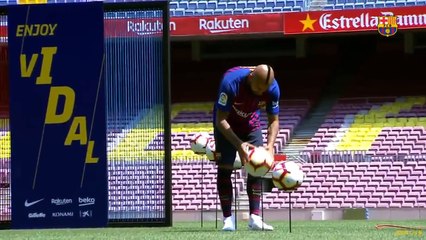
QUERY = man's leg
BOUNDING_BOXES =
[243,129,274,231]
[214,128,237,231]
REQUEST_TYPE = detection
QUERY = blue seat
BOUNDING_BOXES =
[188,2,197,9]
[406,0,415,6]
[282,6,292,11]
[198,1,208,9]
[327,0,336,4]
[247,0,256,8]
[266,0,276,7]
[344,3,354,8]
[207,1,217,9]
[286,0,295,6]
[253,7,263,12]
[385,0,395,6]
[295,0,304,7]
[237,1,247,8]
[276,0,285,7]
[292,5,302,11]
[184,9,195,16]
[364,2,375,7]
[355,0,365,3]
[396,1,405,6]
[170,2,178,9]
[223,9,234,14]
[234,8,244,14]
[213,9,224,14]
[263,6,273,12]
[179,1,189,9]
[417,0,426,5]
[243,7,254,13]
[227,1,237,8]
[217,2,227,8]
[196,9,206,15]
[375,1,385,6]
[324,4,334,9]
[203,9,214,15]
[354,3,364,8]
[257,0,267,7]
[335,3,344,8]
[272,6,283,11]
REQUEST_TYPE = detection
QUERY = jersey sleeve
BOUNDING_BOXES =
[215,76,235,112]
[266,80,280,115]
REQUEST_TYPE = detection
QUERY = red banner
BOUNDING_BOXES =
[104,13,283,37]
[0,26,6,39]
[284,6,426,35]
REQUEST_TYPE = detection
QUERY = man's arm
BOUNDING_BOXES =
[266,114,279,154]
[216,109,243,149]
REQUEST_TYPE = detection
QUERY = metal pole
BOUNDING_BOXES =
[201,159,204,227]
[289,192,292,233]
[261,177,264,231]
[234,169,238,230]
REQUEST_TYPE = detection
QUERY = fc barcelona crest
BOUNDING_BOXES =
[377,13,398,37]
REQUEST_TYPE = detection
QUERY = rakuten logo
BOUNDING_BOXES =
[78,197,95,207]
[51,198,72,206]
[199,18,249,33]
[127,20,176,35]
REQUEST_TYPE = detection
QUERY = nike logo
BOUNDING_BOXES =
[24,198,44,207]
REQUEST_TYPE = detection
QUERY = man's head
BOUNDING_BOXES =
[248,64,275,96]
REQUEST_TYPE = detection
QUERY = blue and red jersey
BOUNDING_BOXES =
[213,66,280,134]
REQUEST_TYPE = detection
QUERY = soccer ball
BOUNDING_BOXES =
[245,147,273,177]
[272,161,304,191]
[190,132,211,154]
[205,138,217,161]
[205,139,242,169]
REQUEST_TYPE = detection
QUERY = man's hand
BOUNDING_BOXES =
[265,145,275,159]
[238,142,256,165]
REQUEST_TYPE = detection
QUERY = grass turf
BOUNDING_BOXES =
[0,220,425,240]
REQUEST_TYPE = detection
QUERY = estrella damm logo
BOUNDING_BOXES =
[377,13,398,37]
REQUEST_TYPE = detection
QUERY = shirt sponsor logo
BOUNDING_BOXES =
[218,92,228,106]
[28,212,46,218]
[232,105,252,118]
[78,197,95,207]
[80,210,93,218]
[52,212,74,217]
[51,198,73,206]
[24,198,44,207]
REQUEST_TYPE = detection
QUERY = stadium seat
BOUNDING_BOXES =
[227,1,237,8]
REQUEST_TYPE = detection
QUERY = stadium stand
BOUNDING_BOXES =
[303,96,426,156]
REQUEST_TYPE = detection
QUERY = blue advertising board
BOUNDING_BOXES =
[7,2,107,228]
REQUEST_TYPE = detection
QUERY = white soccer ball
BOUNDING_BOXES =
[190,132,211,154]
[245,147,273,177]
[205,138,216,161]
[206,139,242,169]
[272,161,304,192]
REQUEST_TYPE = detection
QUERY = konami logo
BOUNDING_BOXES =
[199,17,249,33]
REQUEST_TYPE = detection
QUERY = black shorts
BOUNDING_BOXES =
[214,128,263,166]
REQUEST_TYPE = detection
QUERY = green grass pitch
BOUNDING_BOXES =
[0,220,425,240]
